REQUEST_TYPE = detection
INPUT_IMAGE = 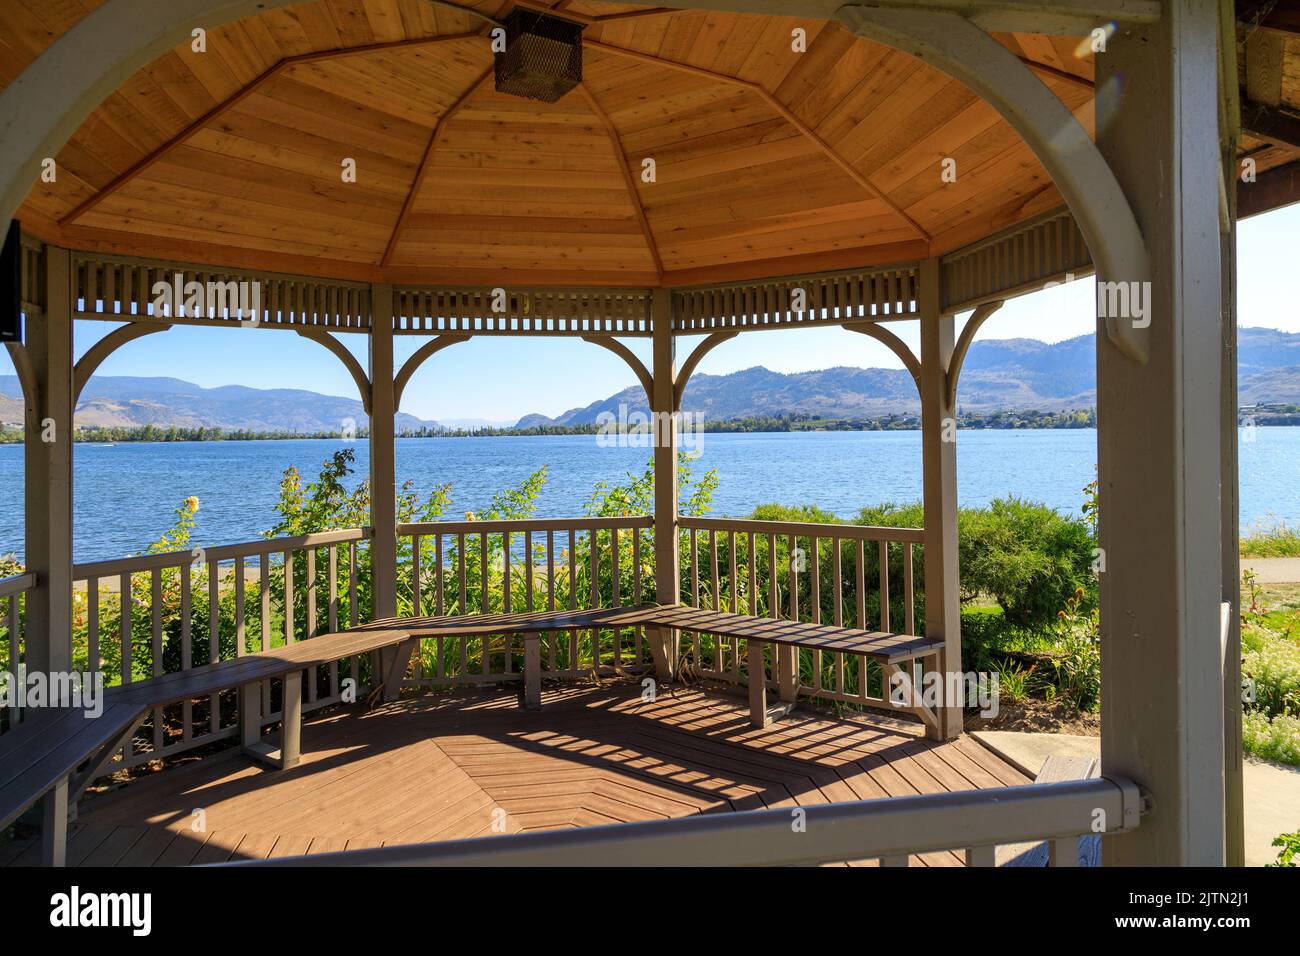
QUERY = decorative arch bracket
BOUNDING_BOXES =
[836,3,1151,364]
[74,321,172,403]
[674,331,738,411]
[844,321,921,391]
[946,300,1004,408]
[296,328,375,415]
[581,335,654,404]
[393,333,471,411]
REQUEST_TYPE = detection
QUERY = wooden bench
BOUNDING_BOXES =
[1,603,938,864]
[366,603,944,730]
[0,624,412,864]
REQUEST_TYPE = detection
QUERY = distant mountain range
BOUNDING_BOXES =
[0,376,438,433]
[0,328,1297,433]
[517,327,1300,427]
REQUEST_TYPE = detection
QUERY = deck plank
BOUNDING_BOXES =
[44,684,1029,866]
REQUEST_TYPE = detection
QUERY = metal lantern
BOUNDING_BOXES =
[494,9,584,103]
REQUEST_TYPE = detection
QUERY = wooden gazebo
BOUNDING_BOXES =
[2,0,1291,867]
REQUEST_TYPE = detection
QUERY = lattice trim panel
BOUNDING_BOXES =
[71,252,371,330]
[18,233,45,316]
[672,266,920,333]
[393,287,653,336]
[941,210,1092,313]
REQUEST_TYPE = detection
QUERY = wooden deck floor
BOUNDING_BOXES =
[1,683,1031,866]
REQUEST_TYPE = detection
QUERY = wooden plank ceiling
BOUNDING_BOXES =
[0,0,1169,286]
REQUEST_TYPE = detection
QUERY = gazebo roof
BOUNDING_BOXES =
[5,0,1110,288]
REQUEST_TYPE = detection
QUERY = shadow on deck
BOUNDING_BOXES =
[1,683,1030,866]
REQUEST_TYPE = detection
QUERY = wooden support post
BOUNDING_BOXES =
[1096,6,1227,865]
[24,246,75,865]
[523,634,541,711]
[280,671,302,769]
[369,284,401,698]
[650,289,679,682]
[918,257,963,741]
[1220,49,1246,867]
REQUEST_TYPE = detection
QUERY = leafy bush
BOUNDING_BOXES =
[1243,711,1300,765]
[852,498,1095,631]
[1049,587,1101,713]
[1270,831,1300,867]
[961,498,1095,628]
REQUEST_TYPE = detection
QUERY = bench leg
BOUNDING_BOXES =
[41,778,69,867]
[379,639,417,703]
[777,645,799,704]
[280,670,302,769]
[747,640,768,728]
[239,681,262,753]
[523,635,541,711]
[647,624,677,682]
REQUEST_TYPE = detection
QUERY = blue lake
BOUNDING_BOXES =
[0,428,1296,563]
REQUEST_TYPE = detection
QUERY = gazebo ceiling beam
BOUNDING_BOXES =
[578,83,665,279]
[381,64,496,268]
[58,32,482,229]
[1240,95,1300,150]
[584,39,933,246]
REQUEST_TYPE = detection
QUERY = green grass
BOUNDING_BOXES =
[1240,521,1300,558]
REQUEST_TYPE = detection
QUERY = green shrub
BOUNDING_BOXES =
[1243,631,1300,720]
[962,498,1095,628]
[1243,711,1300,765]
[1270,831,1300,867]
[1240,520,1300,558]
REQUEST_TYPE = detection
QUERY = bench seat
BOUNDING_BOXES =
[1,603,939,865]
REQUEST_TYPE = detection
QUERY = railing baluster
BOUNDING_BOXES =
[207,561,219,734]
[5,593,19,728]
[879,540,891,633]
[547,530,556,671]
[180,562,192,740]
[904,542,915,635]
[151,567,163,753]
[411,533,422,616]
[434,533,444,681]
[328,545,339,697]
[503,530,512,672]
[306,547,318,701]
[283,551,294,645]
[86,577,99,684]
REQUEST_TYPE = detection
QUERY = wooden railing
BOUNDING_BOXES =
[0,572,36,736]
[72,528,373,770]
[244,774,1145,867]
[678,516,924,712]
[396,516,656,688]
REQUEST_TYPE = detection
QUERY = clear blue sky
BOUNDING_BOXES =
[8,203,1298,424]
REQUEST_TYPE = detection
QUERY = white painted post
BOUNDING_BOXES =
[1221,142,1246,868]
[24,246,75,865]
[1096,6,1227,865]
[650,289,679,681]
[918,257,963,741]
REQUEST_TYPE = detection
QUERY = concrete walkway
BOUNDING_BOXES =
[971,730,1300,866]
[1241,556,1300,583]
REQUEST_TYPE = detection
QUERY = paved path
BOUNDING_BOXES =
[972,730,1300,866]
[1241,557,1300,583]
